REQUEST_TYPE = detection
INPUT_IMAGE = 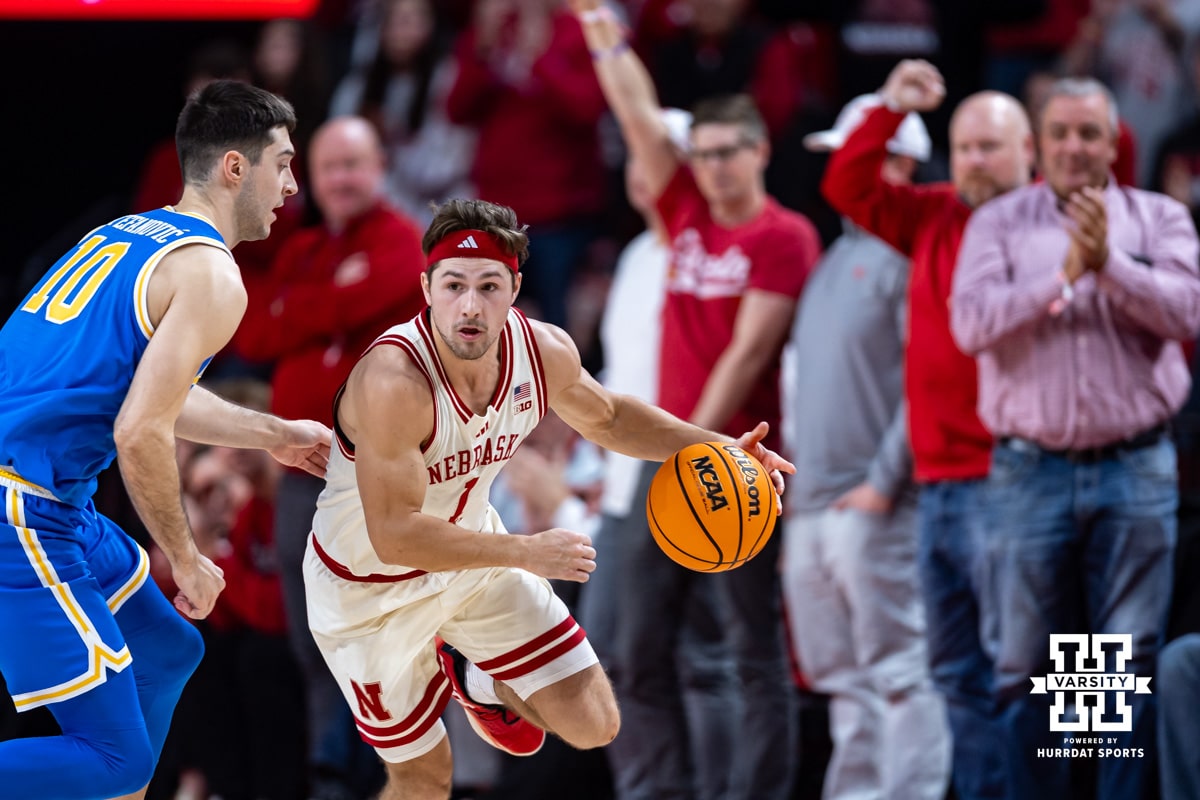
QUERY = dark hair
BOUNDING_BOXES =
[422,199,530,278]
[175,79,297,185]
[691,93,767,143]
[361,0,446,136]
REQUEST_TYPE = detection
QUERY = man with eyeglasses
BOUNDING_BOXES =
[574,3,821,798]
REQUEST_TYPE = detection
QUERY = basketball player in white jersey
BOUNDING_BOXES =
[303,198,793,799]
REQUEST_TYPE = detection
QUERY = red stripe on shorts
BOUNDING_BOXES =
[475,616,586,677]
[487,625,588,681]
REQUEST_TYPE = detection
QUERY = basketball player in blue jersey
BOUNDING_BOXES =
[304,198,795,799]
[0,80,331,800]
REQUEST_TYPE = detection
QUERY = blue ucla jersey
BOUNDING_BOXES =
[0,207,229,508]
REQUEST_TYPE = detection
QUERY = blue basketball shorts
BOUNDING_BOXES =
[0,484,148,712]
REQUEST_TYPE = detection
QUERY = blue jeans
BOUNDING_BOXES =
[987,437,1176,800]
[917,479,1006,800]
[1158,633,1200,800]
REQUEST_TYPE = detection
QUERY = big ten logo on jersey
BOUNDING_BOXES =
[513,381,533,414]
[426,433,522,485]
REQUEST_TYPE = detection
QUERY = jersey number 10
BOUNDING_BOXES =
[23,235,129,324]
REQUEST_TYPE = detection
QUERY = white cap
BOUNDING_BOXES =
[803,94,931,162]
[661,107,693,154]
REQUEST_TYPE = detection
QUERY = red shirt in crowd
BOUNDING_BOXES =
[446,11,607,225]
[656,167,819,452]
[234,202,426,429]
[823,106,993,483]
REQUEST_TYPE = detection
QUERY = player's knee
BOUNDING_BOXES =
[172,616,206,676]
[561,697,621,750]
[84,726,157,797]
[150,612,205,690]
[113,741,157,797]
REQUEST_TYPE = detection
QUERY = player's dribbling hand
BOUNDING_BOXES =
[269,419,332,478]
[523,528,596,583]
[880,59,946,114]
[734,421,795,501]
[172,552,226,620]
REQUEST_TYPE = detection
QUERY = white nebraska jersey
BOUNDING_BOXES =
[311,308,548,581]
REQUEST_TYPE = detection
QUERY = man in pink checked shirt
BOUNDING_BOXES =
[951,76,1200,800]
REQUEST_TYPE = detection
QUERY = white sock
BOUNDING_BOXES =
[465,662,500,705]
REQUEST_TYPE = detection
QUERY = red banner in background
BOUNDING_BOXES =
[0,0,318,19]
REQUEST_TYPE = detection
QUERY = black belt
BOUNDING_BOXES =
[999,424,1168,465]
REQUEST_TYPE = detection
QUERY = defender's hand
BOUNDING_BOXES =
[171,552,225,619]
[269,419,332,478]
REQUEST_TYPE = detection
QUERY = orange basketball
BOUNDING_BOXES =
[645,441,778,572]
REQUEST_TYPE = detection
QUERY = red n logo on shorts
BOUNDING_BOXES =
[351,680,393,722]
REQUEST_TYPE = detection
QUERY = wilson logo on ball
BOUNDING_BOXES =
[647,442,778,572]
[722,444,763,518]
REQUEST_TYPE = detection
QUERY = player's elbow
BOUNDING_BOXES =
[113,414,169,461]
[112,416,142,456]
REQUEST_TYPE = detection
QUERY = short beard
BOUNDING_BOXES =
[435,319,492,361]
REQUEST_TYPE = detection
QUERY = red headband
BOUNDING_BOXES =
[426,229,520,273]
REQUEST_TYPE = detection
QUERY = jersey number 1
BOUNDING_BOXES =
[23,235,128,324]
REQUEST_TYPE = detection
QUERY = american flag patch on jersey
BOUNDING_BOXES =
[513,381,532,412]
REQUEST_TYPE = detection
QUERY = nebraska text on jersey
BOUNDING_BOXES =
[427,433,522,485]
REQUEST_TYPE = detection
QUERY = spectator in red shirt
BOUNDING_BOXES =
[446,0,607,329]
[234,115,426,800]
[576,3,821,798]
[822,59,1034,800]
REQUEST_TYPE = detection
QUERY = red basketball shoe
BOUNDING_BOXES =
[436,644,546,756]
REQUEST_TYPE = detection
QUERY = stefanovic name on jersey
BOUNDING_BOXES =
[109,214,188,244]
[426,433,522,485]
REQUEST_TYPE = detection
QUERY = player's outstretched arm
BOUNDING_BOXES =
[571,0,678,199]
[347,347,596,582]
[176,387,331,478]
[537,321,795,491]
[114,245,246,619]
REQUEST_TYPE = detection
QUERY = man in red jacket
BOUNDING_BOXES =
[822,59,1034,800]
[234,115,427,799]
